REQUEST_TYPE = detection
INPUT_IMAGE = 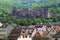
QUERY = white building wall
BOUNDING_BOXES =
[0,28,6,38]
[17,35,32,40]
[31,28,36,37]
[37,26,46,32]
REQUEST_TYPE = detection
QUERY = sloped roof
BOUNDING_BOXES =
[35,23,53,27]
[28,25,35,28]
[0,23,9,28]
[8,27,21,40]
[52,22,60,26]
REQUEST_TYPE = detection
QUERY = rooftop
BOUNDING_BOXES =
[0,23,9,28]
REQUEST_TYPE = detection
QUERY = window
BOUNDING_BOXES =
[25,36,27,38]
[23,35,24,38]
[22,31,25,33]
[52,30,54,32]
[55,38,58,40]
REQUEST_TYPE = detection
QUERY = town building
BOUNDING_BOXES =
[49,31,60,40]
[8,24,60,40]
[0,23,14,38]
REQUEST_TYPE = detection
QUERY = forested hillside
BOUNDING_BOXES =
[0,0,60,26]
[0,0,60,14]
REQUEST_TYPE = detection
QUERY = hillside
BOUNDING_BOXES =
[0,0,60,26]
[0,0,60,14]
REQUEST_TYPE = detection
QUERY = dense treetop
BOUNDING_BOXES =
[0,0,60,14]
[0,0,60,26]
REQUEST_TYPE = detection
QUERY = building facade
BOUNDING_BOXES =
[0,23,14,38]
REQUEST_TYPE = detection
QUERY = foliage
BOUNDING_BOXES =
[0,15,60,26]
[0,0,60,14]
[0,0,60,26]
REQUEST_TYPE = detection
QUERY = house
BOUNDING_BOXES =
[17,25,35,40]
[37,26,47,32]
[8,27,21,40]
[17,26,32,40]
[28,25,35,36]
[20,26,28,37]
[31,25,48,38]
[0,23,14,38]
[8,26,32,40]
[55,25,60,31]
[47,26,54,32]
[20,25,34,38]
[48,28,58,38]
[49,31,60,40]
[48,25,60,40]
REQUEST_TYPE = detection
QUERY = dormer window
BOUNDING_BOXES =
[22,31,25,33]
[29,30,32,33]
